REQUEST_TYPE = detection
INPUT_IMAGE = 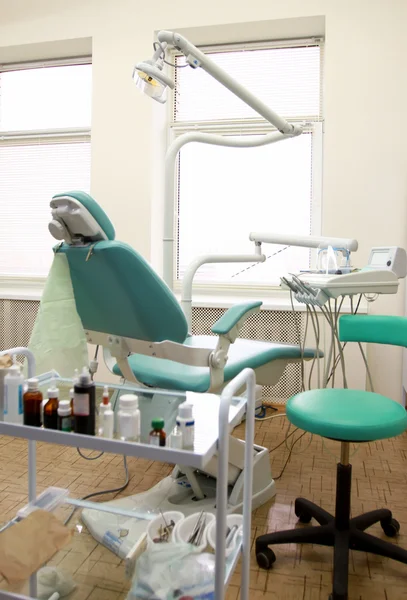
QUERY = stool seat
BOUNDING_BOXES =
[287,388,407,442]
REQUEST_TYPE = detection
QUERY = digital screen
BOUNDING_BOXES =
[371,251,389,266]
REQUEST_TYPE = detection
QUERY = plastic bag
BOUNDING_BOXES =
[28,253,89,377]
[130,544,215,600]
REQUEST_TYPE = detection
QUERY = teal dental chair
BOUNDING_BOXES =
[48,191,317,393]
[256,314,407,600]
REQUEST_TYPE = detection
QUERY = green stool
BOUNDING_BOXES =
[256,315,407,600]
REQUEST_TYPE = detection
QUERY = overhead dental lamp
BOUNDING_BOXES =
[134,30,304,288]
[134,30,302,135]
[133,56,174,103]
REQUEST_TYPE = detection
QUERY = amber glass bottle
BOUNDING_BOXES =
[43,382,59,429]
[149,418,166,447]
[23,378,43,427]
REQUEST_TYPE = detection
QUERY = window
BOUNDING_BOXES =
[171,39,323,287]
[0,59,92,278]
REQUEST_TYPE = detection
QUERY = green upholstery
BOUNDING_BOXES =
[53,191,116,241]
[340,315,407,348]
[211,301,262,335]
[113,336,317,392]
[59,242,188,343]
[56,191,321,392]
[287,389,407,442]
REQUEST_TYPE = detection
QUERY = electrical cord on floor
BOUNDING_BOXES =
[77,448,104,460]
[64,455,129,525]
[255,409,285,422]
[268,425,299,454]
[274,431,308,480]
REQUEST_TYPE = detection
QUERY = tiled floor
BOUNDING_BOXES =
[0,412,407,599]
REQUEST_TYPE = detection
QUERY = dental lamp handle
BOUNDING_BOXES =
[158,31,302,136]
[249,232,359,252]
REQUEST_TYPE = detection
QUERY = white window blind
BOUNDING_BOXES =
[174,44,321,123]
[171,39,323,287]
[0,61,92,278]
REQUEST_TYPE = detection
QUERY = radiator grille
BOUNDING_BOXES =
[0,299,40,362]
[192,306,303,404]
[0,300,303,404]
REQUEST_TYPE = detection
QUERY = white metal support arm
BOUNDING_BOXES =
[150,30,303,288]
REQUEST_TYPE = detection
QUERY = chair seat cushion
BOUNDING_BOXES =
[113,335,316,393]
[287,388,407,442]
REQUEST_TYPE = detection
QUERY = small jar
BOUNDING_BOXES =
[176,402,195,449]
[57,400,72,432]
[149,418,166,447]
[118,394,140,442]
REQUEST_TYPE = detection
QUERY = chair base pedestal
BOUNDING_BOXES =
[256,463,407,600]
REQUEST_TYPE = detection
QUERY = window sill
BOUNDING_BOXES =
[0,277,45,301]
[0,277,368,314]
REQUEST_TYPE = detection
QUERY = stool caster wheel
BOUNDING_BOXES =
[256,547,276,570]
[297,512,312,524]
[381,518,400,538]
[294,499,312,523]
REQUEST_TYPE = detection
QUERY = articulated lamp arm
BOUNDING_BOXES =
[134,31,304,288]
[156,30,302,135]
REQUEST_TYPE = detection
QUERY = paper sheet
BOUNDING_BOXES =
[0,510,73,584]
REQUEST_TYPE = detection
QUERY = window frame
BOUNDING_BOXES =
[0,56,92,287]
[168,38,324,295]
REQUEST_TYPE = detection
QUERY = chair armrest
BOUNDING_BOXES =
[211,301,262,338]
[339,315,407,348]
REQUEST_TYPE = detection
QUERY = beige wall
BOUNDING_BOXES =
[1,0,407,399]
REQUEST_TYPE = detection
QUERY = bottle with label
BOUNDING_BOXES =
[4,364,24,424]
[149,418,166,447]
[23,378,43,427]
[43,380,59,430]
[118,394,140,442]
[73,367,95,435]
[176,402,195,449]
[57,400,72,432]
[69,368,79,419]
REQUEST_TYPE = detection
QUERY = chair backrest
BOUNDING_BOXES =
[339,314,407,348]
[51,192,188,344]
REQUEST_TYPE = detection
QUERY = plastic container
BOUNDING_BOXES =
[146,511,184,546]
[102,404,114,439]
[173,511,215,552]
[23,378,43,427]
[118,394,140,442]
[98,385,110,436]
[169,426,183,449]
[17,486,69,519]
[4,364,24,424]
[57,400,72,432]
[207,514,243,558]
[176,402,195,449]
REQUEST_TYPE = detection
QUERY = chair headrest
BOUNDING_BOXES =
[49,191,115,244]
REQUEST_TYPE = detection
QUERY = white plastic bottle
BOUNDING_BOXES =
[176,402,195,449]
[4,365,24,424]
[102,402,114,439]
[98,385,110,436]
[118,394,140,442]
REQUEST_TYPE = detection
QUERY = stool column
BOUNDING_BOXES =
[335,442,352,530]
